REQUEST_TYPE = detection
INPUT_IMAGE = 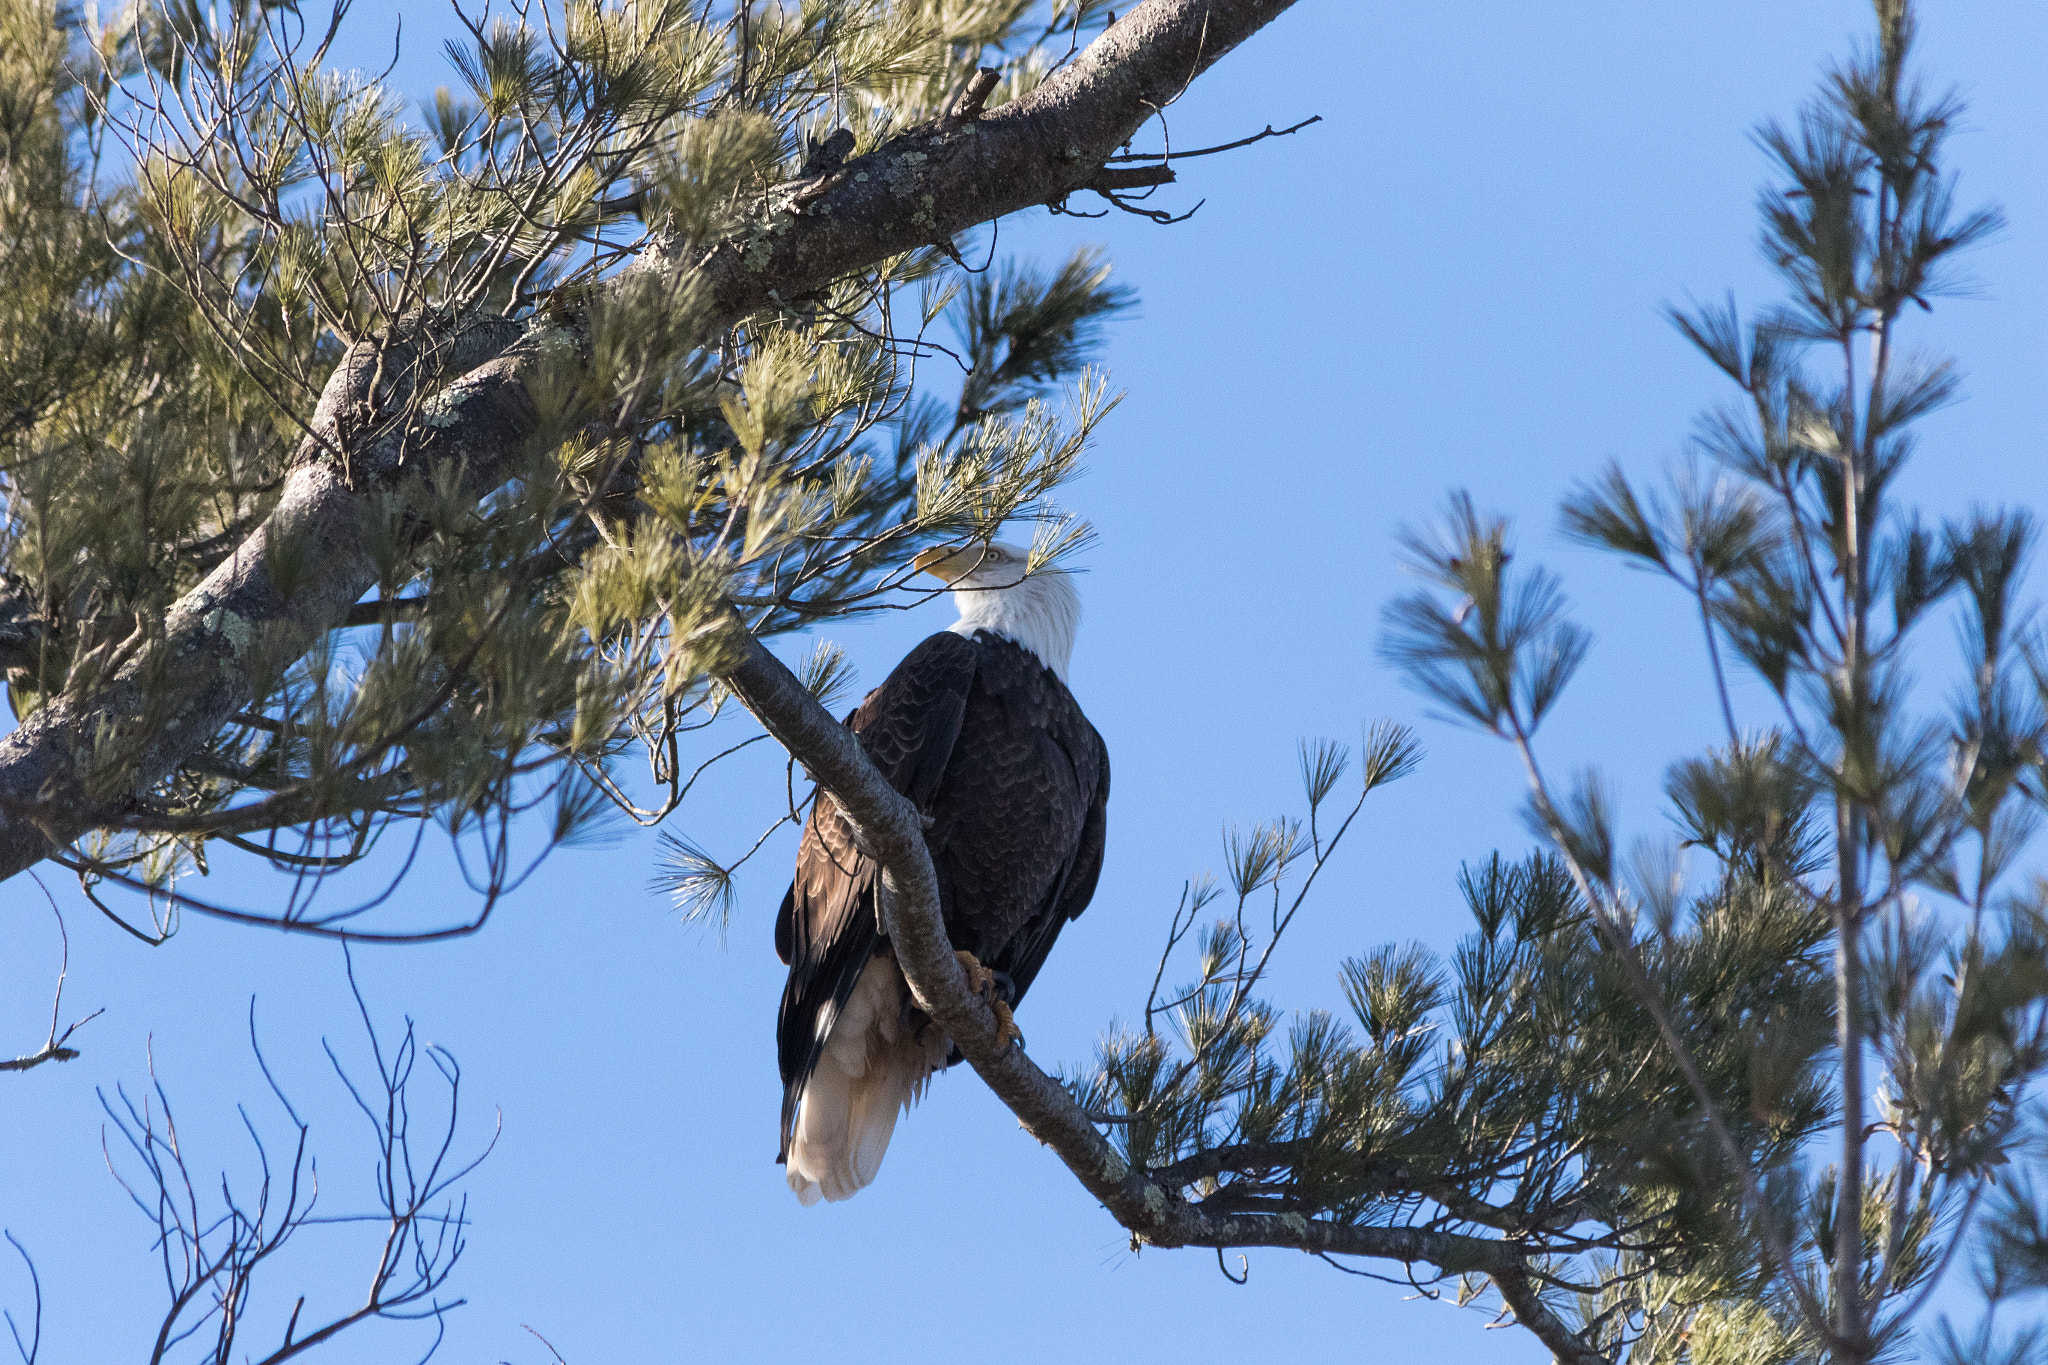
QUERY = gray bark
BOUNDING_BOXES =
[0,0,1298,881]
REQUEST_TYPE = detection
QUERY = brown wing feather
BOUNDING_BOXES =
[776,633,977,1159]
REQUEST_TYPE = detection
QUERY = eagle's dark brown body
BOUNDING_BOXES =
[774,628,1109,1199]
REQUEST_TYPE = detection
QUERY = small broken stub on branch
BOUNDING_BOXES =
[944,67,1003,128]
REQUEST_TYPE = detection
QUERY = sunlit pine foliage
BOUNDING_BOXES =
[0,0,1130,933]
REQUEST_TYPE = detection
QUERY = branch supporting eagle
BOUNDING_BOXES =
[774,542,1110,1205]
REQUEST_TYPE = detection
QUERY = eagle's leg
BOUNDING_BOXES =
[954,950,1025,1050]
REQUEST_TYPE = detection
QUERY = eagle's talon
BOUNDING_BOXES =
[955,949,992,996]
[954,951,1022,1047]
[990,998,1023,1051]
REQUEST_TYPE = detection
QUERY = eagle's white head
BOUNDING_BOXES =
[911,540,1081,683]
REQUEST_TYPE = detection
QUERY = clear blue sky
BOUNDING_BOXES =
[5,3,2047,1361]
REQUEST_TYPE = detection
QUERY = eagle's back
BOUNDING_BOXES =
[928,631,1107,1000]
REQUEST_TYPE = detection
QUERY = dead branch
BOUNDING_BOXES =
[942,67,1003,128]
[1088,165,1177,191]
[97,952,492,1363]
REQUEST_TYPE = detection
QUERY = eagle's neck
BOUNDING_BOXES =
[947,569,1081,683]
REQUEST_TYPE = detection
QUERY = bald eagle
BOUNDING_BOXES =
[774,542,1110,1205]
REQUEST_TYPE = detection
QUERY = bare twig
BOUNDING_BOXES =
[2,1231,39,1365]
[520,1324,571,1365]
[0,876,102,1074]
[97,951,491,1364]
[1104,113,1321,161]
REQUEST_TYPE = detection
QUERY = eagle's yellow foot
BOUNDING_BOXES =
[955,949,993,996]
[954,951,1024,1050]
[990,997,1022,1050]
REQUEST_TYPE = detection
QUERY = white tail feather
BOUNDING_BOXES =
[785,955,949,1204]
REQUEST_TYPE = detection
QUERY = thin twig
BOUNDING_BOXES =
[0,877,103,1073]
[1104,114,1320,162]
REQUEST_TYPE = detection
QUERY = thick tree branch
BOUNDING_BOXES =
[0,0,1301,882]
[717,629,1601,1363]
[1495,1265,1609,1365]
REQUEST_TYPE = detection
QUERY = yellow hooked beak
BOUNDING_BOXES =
[911,546,959,579]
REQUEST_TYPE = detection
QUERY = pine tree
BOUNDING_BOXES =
[0,0,1191,923]
[1355,2,2048,1358]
